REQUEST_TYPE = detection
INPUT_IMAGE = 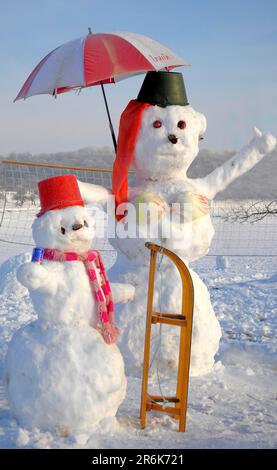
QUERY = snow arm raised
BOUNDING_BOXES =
[201,128,276,199]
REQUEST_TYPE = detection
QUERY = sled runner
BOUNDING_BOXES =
[140,243,194,432]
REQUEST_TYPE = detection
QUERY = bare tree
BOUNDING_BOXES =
[223,200,277,223]
[12,190,26,207]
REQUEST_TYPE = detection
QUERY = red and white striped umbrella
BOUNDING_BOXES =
[14,31,188,150]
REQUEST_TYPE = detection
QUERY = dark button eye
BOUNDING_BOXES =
[153,120,162,128]
[61,227,66,235]
[84,220,88,227]
[177,120,186,129]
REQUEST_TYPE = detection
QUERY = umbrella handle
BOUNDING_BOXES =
[100,82,117,153]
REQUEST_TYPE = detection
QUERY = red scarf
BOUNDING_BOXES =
[112,99,151,220]
[42,248,119,344]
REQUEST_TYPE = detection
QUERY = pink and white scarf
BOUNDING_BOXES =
[42,248,119,344]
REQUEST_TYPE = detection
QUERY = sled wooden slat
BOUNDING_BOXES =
[151,312,187,327]
[140,243,194,432]
[148,395,180,403]
[153,312,187,320]
[146,403,181,416]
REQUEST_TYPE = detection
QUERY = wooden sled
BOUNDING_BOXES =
[140,243,194,432]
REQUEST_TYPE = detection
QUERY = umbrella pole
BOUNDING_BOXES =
[100,82,117,153]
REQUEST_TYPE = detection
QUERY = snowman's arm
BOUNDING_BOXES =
[77,181,112,207]
[17,262,55,293]
[110,283,135,304]
[201,128,276,199]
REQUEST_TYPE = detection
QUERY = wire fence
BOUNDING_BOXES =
[210,202,276,257]
[0,160,276,257]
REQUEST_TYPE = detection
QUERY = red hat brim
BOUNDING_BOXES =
[37,199,84,217]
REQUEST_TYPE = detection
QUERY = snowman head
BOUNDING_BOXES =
[33,175,95,253]
[135,104,206,180]
[112,71,206,216]
[32,205,95,253]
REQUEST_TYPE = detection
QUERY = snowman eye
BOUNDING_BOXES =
[61,227,66,235]
[177,120,186,129]
[84,220,88,227]
[153,120,162,128]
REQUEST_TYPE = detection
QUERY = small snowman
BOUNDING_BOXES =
[5,175,134,434]
[79,71,276,376]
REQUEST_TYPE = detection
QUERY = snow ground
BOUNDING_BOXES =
[0,243,276,449]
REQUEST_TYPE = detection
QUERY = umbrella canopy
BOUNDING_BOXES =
[14,31,188,151]
[14,31,187,101]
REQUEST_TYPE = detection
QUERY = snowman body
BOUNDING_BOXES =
[106,102,276,376]
[5,205,128,433]
[6,324,126,434]
[112,182,219,377]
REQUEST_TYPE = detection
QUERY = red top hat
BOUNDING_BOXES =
[37,175,84,217]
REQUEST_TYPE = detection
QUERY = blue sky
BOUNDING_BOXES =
[0,0,276,155]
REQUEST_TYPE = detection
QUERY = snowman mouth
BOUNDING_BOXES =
[157,150,186,160]
[159,151,181,156]
[71,236,87,242]
[64,233,87,243]
[160,141,187,153]
[159,146,183,154]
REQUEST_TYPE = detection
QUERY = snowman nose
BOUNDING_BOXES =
[168,134,178,144]
[72,223,83,231]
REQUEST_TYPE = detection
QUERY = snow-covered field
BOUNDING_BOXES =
[0,221,276,449]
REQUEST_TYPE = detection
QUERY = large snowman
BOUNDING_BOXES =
[5,175,134,434]
[79,71,276,376]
